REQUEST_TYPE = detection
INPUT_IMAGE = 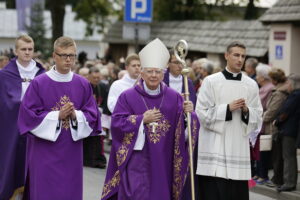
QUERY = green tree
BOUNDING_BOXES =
[46,0,67,44]
[26,2,51,58]
[154,0,205,21]
[244,0,259,19]
[153,0,262,21]
[73,0,116,36]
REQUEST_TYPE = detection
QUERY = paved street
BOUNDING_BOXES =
[83,167,276,200]
[83,167,105,200]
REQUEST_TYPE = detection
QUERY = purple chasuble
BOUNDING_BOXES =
[101,80,199,200]
[18,73,101,200]
[0,58,44,199]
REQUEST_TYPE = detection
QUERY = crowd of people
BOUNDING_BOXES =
[0,35,299,200]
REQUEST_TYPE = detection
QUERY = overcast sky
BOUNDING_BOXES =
[257,0,278,8]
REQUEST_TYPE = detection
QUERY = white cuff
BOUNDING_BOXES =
[185,127,188,141]
[31,111,61,142]
[216,104,228,120]
[70,110,93,141]
[133,120,145,150]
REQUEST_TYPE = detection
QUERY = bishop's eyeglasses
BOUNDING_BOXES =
[55,52,77,60]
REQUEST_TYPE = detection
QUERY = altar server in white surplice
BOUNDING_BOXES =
[107,54,141,113]
[195,41,263,200]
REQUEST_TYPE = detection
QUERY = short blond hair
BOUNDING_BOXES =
[15,35,34,49]
[53,36,76,51]
[125,54,139,66]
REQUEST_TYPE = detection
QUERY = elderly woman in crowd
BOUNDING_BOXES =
[263,68,290,188]
[199,61,214,79]
[251,63,274,184]
[273,74,300,192]
[191,58,208,91]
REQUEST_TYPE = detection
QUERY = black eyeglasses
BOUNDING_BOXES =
[170,61,182,65]
[55,52,77,60]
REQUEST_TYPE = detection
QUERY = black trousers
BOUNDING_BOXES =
[83,136,106,167]
[257,151,271,179]
[198,175,249,200]
[272,135,298,187]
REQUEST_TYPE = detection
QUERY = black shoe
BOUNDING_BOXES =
[276,185,296,192]
[96,163,106,169]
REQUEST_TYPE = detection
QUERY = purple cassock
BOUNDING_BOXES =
[18,72,102,200]
[0,58,44,199]
[163,69,197,107]
[101,80,199,200]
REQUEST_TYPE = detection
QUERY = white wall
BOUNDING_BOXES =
[269,24,292,74]
[0,38,15,53]
[127,44,136,55]
[290,26,300,75]
[207,53,225,68]
[69,40,101,60]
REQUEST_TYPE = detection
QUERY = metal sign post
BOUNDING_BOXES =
[123,0,152,52]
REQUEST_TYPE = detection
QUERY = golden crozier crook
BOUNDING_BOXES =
[174,40,196,200]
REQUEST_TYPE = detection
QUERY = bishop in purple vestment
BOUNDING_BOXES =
[101,38,199,200]
[0,35,45,200]
[18,36,101,200]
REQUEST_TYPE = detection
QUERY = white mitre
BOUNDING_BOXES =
[138,38,170,69]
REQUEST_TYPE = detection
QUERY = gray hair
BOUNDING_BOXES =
[288,73,300,90]
[245,57,258,69]
[256,63,271,80]
[89,66,100,74]
[202,61,214,75]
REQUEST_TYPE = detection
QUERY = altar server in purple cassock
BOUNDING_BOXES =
[101,38,199,200]
[0,35,45,200]
[18,36,102,200]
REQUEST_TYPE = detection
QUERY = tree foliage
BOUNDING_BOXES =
[244,0,260,19]
[26,2,51,58]
[73,0,114,36]
[46,0,67,43]
[153,0,262,21]
[4,0,262,42]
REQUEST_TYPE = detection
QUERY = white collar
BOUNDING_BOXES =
[123,73,138,84]
[225,66,240,77]
[16,59,36,72]
[46,66,73,82]
[143,81,160,95]
[169,73,182,82]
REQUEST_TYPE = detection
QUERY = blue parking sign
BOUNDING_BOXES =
[275,45,283,60]
[124,0,152,23]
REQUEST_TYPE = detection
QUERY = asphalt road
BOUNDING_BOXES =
[83,167,275,200]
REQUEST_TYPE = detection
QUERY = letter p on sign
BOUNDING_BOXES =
[125,0,152,23]
[131,0,146,19]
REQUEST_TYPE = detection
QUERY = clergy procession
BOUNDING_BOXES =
[0,33,300,200]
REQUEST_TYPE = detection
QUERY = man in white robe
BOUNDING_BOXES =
[195,41,263,200]
[107,54,141,113]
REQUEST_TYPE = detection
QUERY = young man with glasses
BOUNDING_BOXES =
[18,36,101,200]
[163,50,198,200]
[101,38,199,200]
[107,53,141,113]
[163,49,196,107]
[0,35,45,200]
